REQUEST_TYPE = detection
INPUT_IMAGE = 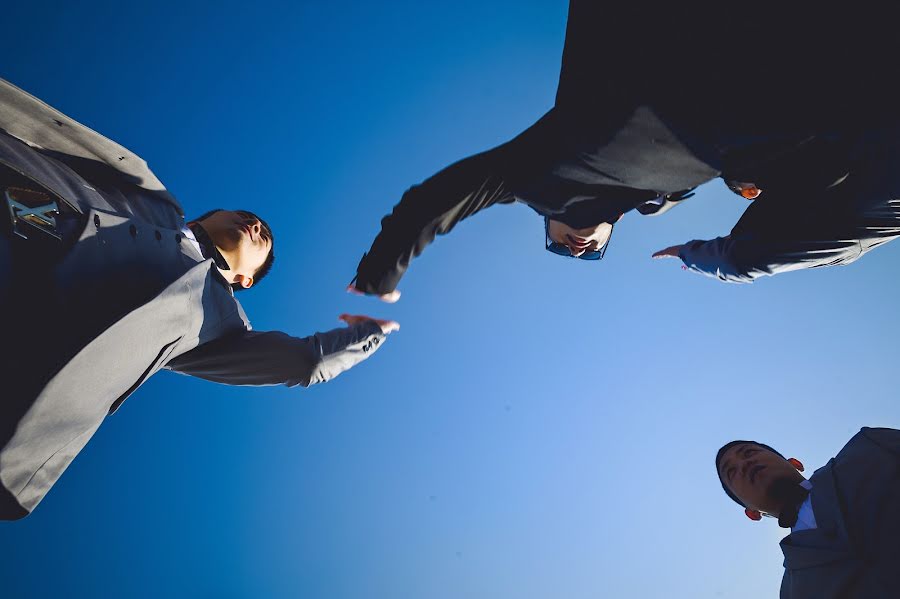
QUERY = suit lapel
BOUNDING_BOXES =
[780,461,854,571]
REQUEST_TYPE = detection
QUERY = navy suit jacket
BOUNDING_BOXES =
[779,427,900,599]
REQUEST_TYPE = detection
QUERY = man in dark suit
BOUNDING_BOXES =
[0,78,397,519]
[652,127,900,283]
[349,2,891,300]
[715,428,900,598]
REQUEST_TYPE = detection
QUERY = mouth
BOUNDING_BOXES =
[566,234,591,248]
[749,464,765,484]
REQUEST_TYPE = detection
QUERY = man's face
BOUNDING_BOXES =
[546,219,614,258]
[198,210,272,288]
[717,443,804,513]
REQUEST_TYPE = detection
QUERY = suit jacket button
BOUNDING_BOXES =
[154,230,162,241]
[129,224,138,238]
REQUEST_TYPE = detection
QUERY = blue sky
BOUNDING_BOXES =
[2,2,898,598]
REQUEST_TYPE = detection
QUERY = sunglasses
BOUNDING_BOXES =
[544,217,613,261]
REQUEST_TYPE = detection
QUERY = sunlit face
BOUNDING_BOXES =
[197,209,272,288]
[717,443,804,513]
[546,219,614,258]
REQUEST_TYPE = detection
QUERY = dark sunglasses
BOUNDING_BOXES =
[544,217,613,261]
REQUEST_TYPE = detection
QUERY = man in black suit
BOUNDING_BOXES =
[349,2,891,300]
[715,428,900,598]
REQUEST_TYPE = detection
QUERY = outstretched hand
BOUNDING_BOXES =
[346,284,401,303]
[652,244,685,259]
[339,313,400,335]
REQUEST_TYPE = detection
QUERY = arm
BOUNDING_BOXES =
[676,234,861,284]
[655,186,861,283]
[353,147,515,296]
[165,320,387,387]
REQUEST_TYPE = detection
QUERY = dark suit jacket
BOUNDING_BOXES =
[353,1,895,295]
[779,427,900,599]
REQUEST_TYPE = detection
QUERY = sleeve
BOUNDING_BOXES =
[353,147,516,295]
[164,320,385,388]
[678,234,862,284]
[678,235,781,284]
[677,188,862,284]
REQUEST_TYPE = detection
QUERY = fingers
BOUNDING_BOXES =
[379,320,400,334]
[338,314,400,335]
[651,245,682,259]
[346,285,402,303]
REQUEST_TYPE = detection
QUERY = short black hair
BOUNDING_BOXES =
[715,440,785,507]
[190,208,275,292]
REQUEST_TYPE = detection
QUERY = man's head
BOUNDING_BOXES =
[715,440,806,521]
[191,209,274,291]
[545,217,617,259]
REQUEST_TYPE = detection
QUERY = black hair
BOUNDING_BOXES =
[190,208,275,292]
[715,440,785,507]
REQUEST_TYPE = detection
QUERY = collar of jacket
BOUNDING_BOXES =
[187,222,231,271]
[777,483,810,529]
[779,460,853,571]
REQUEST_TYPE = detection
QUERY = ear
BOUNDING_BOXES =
[744,508,762,521]
[232,274,254,289]
[740,185,762,199]
[787,457,804,472]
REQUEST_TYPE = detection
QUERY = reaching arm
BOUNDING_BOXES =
[675,234,862,284]
[655,181,862,283]
[165,319,388,387]
[353,147,516,296]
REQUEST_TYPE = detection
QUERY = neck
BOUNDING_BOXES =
[188,222,232,272]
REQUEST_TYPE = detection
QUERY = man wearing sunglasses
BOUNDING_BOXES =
[715,428,900,598]
[348,2,881,301]
[0,78,397,519]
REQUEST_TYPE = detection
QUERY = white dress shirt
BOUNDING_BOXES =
[792,479,817,532]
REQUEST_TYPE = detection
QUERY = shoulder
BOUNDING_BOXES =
[0,78,184,215]
[854,427,900,457]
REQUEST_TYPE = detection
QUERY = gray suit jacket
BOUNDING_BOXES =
[0,79,385,519]
[779,427,900,599]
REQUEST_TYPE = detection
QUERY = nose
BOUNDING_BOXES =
[242,216,261,238]
[740,458,756,479]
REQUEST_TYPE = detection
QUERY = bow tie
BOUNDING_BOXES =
[187,223,231,271]
[778,484,811,529]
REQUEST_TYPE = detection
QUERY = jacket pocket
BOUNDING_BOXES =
[107,337,182,415]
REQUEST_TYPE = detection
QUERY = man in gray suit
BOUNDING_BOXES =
[652,127,900,283]
[715,428,900,598]
[0,79,397,520]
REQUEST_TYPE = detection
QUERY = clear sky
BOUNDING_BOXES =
[2,2,897,598]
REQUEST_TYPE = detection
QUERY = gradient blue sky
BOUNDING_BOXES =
[2,2,897,598]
